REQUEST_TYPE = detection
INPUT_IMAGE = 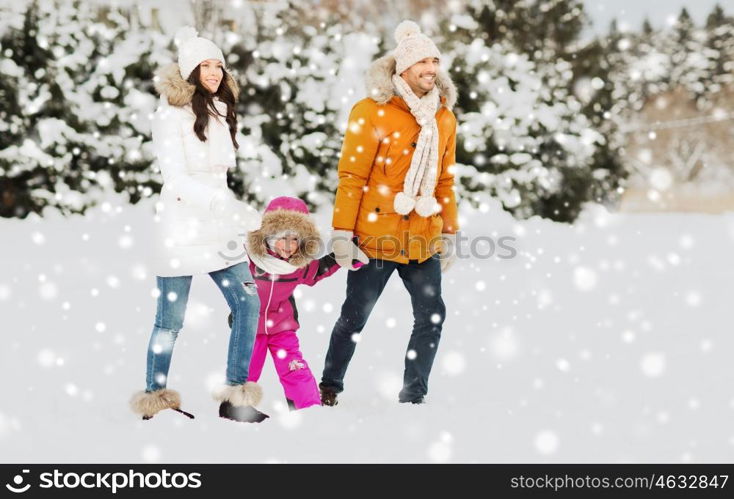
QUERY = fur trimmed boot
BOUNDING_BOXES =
[129,389,195,420]
[213,382,269,423]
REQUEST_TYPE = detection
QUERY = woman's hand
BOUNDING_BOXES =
[211,191,262,231]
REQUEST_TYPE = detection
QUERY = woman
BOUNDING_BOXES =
[130,27,267,423]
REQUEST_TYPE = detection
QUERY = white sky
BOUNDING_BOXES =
[139,1,734,38]
[583,0,731,34]
[6,0,729,38]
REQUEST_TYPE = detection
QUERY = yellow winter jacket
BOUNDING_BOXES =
[332,54,459,264]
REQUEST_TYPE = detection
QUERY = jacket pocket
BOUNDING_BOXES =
[180,118,208,169]
[356,212,401,254]
[381,132,418,177]
[355,189,402,254]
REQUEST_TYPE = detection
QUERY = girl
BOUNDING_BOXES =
[232,196,361,410]
[130,27,268,423]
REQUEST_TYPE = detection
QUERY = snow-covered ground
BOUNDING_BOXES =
[1,195,734,463]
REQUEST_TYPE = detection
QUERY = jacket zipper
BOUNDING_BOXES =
[264,275,276,335]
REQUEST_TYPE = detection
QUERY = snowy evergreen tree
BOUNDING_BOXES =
[2,0,732,221]
[669,8,716,102]
[705,4,734,92]
[443,0,626,221]
[603,5,734,198]
[615,7,730,112]
[0,0,167,218]
[458,0,587,60]
[220,0,381,210]
[0,0,106,217]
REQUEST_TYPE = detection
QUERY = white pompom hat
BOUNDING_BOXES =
[174,26,226,80]
[393,20,441,75]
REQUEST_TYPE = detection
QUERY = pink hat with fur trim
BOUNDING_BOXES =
[264,196,310,215]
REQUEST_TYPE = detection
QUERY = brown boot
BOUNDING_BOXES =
[319,384,339,406]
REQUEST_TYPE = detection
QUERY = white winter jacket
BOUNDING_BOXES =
[150,63,258,277]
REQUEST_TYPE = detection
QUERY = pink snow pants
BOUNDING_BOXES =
[247,331,321,409]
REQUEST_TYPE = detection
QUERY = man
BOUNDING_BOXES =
[322,20,459,406]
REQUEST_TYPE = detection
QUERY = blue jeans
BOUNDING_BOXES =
[321,254,446,402]
[145,262,260,392]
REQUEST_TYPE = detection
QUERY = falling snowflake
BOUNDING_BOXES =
[685,291,701,307]
[649,168,673,191]
[141,445,161,463]
[556,358,570,372]
[118,234,134,249]
[621,330,636,343]
[573,267,597,291]
[39,281,58,300]
[678,234,694,249]
[375,371,402,400]
[427,439,452,463]
[537,289,552,309]
[276,404,303,430]
[489,327,519,360]
[641,352,666,378]
[37,349,57,368]
[31,231,46,245]
[535,430,559,455]
[442,351,466,376]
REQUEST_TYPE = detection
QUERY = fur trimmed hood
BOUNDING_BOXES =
[154,63,240,107]
[365,54,457,109]
[246,209,321,269]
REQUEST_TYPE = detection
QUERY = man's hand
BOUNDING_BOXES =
[438,233,457,273]
[332,230,369,270]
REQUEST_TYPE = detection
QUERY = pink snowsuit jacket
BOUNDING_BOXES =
[250,249,341,335]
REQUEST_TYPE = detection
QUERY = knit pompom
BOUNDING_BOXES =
[394,191,416,215]
[394,20,421,44]
[174,26,198,47]
[415,196,439,217]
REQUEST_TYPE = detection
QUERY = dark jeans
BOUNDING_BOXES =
[321,254,446,402]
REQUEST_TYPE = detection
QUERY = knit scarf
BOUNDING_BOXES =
[391,74,441,217]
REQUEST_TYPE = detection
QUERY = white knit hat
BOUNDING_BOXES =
[393,20,441,75]
[174,26,226,80]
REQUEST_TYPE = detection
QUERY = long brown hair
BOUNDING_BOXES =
[187,65,239,149]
